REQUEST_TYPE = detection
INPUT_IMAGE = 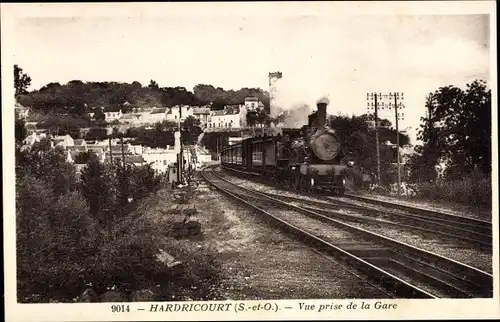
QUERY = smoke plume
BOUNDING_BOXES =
[273,103,312,128]
[316,96,330,105]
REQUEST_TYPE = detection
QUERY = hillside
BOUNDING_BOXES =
[16,81,270,116]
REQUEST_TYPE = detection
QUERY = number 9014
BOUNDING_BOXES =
[111,304,130,313]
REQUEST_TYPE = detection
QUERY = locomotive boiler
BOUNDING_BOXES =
[221,98,351,195]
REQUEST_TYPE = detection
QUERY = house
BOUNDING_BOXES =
[79,127,92,137]
[142,146,179,173]
[166,105,194,122]
[119,114,143,125]
[192,145,212,164]
[104,110,123,122]
[103,143,145,165]
[244,97,263,111]
[192,106,211,127]
[53,134,74,149]
[67,144,88,154]
[87,144,107,159]
[105,144,132,158]
[209,105,247,129]
[73,139,87,147]
[129,144,144,155]
[15,106,30,119]
[25,122,38,134]
[23,132,47,147]
[124,155,146,167]
[149,107,169,123]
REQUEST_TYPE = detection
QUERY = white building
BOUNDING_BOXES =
[53,134,75,149]
[192,106,211,127]
[119,114,143,125]
[244,97,264,112]
[15,105,30,119]
[22,132,47,146]
[166,105,194,122]
[142,146,178,173]
[104,110,123,122]
[149,107,169,123]
[209,105,247,129]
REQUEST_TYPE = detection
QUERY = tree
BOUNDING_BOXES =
[131,81,142,88]
[148,80,159,89]
[15,118,27,143]
[14,65,32,96]
[16,140,79,195]
[411,80,491,181]
[130,164,161,199]
[115,165,132,208]
[247,109,268,127]
[182,116,203,145]
[328,114,410,186]
[80,156,116,227]
[85,127,108,141]
[74,151,93,164]
[94,108,105,122]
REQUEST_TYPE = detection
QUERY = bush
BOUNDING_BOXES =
[16,176,98,302]
[16,142,221,302]
[413,170,491,208]
[84,235,164,294]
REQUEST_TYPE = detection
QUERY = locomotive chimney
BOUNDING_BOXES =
[316,97,329,128]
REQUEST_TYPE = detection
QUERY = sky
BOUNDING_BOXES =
[11,7,492,145]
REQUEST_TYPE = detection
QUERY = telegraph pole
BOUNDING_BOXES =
[368,92,405,196]
[367,93,381,186]
[120,135,126,168]
[178,105,183,184]
[216,136,219,161]
[108,136,113,165]
[391,92,404,197]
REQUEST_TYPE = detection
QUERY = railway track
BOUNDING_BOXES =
[260,192,492,248]
[221,165,492,248]
[203,166,493,299]
[342,193,492,235]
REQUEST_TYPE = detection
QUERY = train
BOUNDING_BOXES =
[221,98,353,196]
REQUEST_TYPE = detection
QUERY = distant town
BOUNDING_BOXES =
[16,95,269,175]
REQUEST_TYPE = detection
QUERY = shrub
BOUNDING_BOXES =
[413,170,491,208]
[16,176,98,302]
[84,234,164,294]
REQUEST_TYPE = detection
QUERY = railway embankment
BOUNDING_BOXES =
[348,192,492,222]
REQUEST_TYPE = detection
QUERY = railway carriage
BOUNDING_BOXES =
[221,99,351,195]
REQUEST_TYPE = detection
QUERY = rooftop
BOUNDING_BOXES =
[193,107,211,114]
[120,114,139,120]
[125,155,146,164]
[67,145,88,151]
[151,107,168,114]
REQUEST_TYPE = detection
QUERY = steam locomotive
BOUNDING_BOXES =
[221,98,352,195]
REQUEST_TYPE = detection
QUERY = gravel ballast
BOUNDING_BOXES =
[196,176,389,299]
